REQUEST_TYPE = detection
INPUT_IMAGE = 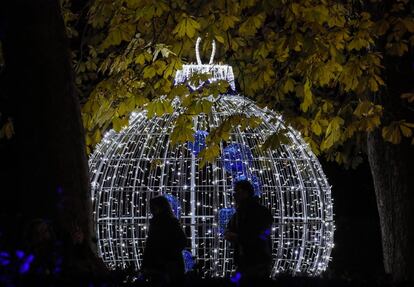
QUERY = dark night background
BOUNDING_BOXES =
[322,160,384,281]
[0,142,385,281]
[1,1,409,285]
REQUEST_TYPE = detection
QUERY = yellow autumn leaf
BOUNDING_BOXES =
[386,41,408,56]
[382,123,401,144]
[282,78,295,93]
[170,115,194,144]
[0,118,14,140]
[146,99,174,118]
[112,117,129,131]
[275,36,289,62]
[321,117,344,150]
[238,13,265,36]
[311,120,322,136]
[303,136,320,155]
[400,124,412,138]
[143,66,156,78]
[402,17,414,33]
[339,60,363,91]
[221,15,239,31]
[375,19,390,35]
[262,129,290,151]
[173,15,200,38]
[215,35,225,44]
[401,93,414,103]
[348,35,372,51]
[198,143,220,167]
[299,80,313,112]
[93,129,101,146]
[101,23,136,50]
[354,100,373,117]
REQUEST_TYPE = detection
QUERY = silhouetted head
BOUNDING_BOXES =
[150,196,175,218]
[234,180,255,206]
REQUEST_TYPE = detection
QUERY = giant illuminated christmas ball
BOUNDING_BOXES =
[89,38,334,278]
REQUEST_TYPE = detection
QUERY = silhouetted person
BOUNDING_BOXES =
[142,196,187,286]
[225,180,273,284]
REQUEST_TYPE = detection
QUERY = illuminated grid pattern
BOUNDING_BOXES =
[90,96,334,277]
[89,42,334,277]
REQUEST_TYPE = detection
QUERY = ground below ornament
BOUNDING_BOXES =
[89,37,335,278]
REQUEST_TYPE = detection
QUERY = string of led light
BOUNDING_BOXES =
[89,37,334,277]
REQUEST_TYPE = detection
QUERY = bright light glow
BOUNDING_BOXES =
[89,38,334,278]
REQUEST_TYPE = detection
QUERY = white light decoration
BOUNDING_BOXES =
[89,37,334,278]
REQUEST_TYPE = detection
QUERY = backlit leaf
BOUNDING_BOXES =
[382,123,401,144]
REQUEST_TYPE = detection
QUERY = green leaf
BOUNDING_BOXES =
[168,84,188,99]
[143,66,156,79]
[368,74,384,92]
[275,36,289,62]
[299,80,313,112]
[311,120,322,136]
[354,100,372,117]
[215,35,225,44]
[382,123,401,144]
[282,78,295,93]
[321,117,344,150]
[375,19,390,35]
[170,115,194,144]
[146,99,174,118]
[238,13,265,36]
[339,60,363,91]
[93,129,101,146]
[262,129,290,150]
[402,17,414,33]
[153,44,176,61]
[401,93,414,103]
[386,41,409,56]
[221,15,239,31]
[303,136,320,155]
[101,23,136,50]
[173,15,200,38]
[198,143,220,167]
[112,117,129,131]
[400,124,412,138]
[403,122,414,128]
[135,53,146,65]
[348,35,372,51]
[187,99,214,114]
[0,118,14,140]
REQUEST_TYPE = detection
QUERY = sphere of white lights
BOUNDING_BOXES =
[89,38,334,278]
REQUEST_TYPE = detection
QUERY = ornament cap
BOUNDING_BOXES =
[174,37,236,92]
[195,37,216,65]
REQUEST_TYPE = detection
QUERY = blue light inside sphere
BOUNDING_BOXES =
[233,174,262,196]
[218,208,236,235]
[163,194,181,219]
[187,130,209,156]
[222,143,253,174]
[182,250,195,272]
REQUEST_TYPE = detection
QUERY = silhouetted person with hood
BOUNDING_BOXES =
[142,196,187,286]
[225,180,273,284]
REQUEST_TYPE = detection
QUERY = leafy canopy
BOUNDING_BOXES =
[3,0,413,168]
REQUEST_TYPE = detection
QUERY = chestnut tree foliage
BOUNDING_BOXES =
[57,0,414,168]
[0,0,413,281]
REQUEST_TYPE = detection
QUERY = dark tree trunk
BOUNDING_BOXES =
[0,0,105,279]
[367,132,414,282]
[367,21,414,281]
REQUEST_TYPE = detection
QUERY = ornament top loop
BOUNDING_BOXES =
[195,37,216,65]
